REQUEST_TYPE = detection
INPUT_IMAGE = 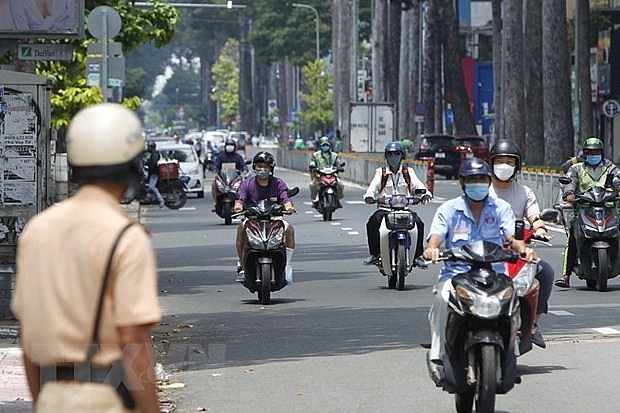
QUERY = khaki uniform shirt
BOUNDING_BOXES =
[11,185,161,366]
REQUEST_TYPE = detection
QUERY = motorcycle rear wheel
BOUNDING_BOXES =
[597,249,608,292]
[164,187,187,209]
[258,263,272,305]
[397,243,406,291]
[475,344,497,413]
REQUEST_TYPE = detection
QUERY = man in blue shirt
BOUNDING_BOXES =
[423,158,536,383]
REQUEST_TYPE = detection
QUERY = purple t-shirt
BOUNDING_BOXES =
[237,176,291,205]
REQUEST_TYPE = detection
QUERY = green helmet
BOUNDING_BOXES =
[319,136,330,145]
[583,136,604,151]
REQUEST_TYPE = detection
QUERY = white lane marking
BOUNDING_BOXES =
[331,222,341,226]
[313,214,322,218]
[305,211,314,214]
[303,201,312,205]
[348,231,360,235]
[180,207,196,211]
[592,327,620,335]
[346,200,365,204]
[549,310,575,316]
[341,227,353,231]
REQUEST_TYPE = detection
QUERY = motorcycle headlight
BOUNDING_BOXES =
[266,226,285,250]
[245,227,265,249]
[215,179,227,193]
[512,262,536,297]
[456,285,513,319]
[232,180,242,191]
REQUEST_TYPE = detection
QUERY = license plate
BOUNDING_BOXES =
[435,152,446,158]
[465,152,474,158]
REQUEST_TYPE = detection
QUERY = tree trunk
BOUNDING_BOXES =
[524,0,544,165]
[440,0,477,136]
[409,1,421,136]
[398,7,413,140]
[492,0,503,141]
[372,0,386,102]
[332,0,351,138]
[238,13,253,132]
[386,0,401,103]
[423,1,439,134]
[577,0,593,144]
[503,0,525,149]
[543,0,574,164]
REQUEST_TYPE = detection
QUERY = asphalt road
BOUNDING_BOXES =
[145,168,620,413]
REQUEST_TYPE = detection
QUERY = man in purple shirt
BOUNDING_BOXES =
[233,151,295,282]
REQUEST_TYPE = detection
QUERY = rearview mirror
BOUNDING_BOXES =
[414,188,427,196]
[559,176,571,185]
[540,208,559,223]
[288,187,300,197]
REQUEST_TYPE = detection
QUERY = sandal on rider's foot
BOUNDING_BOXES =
[554,276,570,288]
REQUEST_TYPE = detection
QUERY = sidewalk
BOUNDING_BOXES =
[0,326,32,413]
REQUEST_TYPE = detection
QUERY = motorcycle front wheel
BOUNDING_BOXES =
[223,203,232,225]
[597,248,609,292]
[455,391,474,413]
[322,193,334,221]
[475,344,497,413]
[257,263,272,305]
[396,243,407,291]
[163,186,187,209]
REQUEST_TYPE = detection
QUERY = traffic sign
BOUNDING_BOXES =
[87,6,122,40]
[602,99,620,118]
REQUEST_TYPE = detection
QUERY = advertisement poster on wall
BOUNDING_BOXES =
[0,0,84,38]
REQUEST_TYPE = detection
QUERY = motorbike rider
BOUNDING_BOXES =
[556,136,620,288]
[211,137,248,201]
[233,151,296,282]
[363,141,432,265]
[423,158,537,384]
[488,139,554,348]
[146,140,165,208]
[309,136,345,208]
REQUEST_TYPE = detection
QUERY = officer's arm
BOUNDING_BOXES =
[118,324,160,413]
[22,353,41,402]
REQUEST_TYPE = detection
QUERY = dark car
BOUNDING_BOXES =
[414,134,462,179]
[456,135,489,162]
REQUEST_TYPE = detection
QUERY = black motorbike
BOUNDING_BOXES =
[203,149,216,175]
[237,188,298,305]
[553,175,620,291]
[129,162,189,209]
[421,240,522,413]
[214,168,244,225]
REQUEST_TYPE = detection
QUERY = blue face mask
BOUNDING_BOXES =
[464,183,489,201]
[320,144,330,152]
[586,155,602,166]
[386,154,402,167]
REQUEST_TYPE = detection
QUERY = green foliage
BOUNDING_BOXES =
[591,8,612,47]
[299,59,333,133]
[211,38,239,123]
[248,0,329,66]
[19,0,180,127]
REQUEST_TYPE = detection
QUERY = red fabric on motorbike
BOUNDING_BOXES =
[158,161,180,180]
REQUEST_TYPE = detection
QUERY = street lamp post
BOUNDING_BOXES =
[292,3,320,60]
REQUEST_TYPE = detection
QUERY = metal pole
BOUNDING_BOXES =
[575,0,581,154]
[133,2,246,9]
[102,8,109,102]
[292,3,320,60]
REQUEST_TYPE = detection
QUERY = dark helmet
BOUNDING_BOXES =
[224,137,237,153]
[148,140,157,149]
[489,139,522,171]
[459,157,492,178]
[252,151,275,170]
[583,136,604,152]
[384,141,404,157]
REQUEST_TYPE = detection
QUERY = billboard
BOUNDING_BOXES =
[0,0,84,39]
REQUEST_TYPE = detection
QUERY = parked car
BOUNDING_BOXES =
[456,135,489,162]
[414,134,462,179]
[156,142,204,198]
[230,131,248,150]
[259,136,279,149]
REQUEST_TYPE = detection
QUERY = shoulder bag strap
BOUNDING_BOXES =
[85,222,135,363]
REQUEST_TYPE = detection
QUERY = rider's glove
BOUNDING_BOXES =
[364,197,374,205]
[421,195,432,205]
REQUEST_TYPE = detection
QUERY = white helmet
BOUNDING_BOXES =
[67,104,144,185]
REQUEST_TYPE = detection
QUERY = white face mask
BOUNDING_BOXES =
[493,163,515,182]
[225,145,235,153]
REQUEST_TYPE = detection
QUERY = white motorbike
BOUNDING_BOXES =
[369,190,426,290]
